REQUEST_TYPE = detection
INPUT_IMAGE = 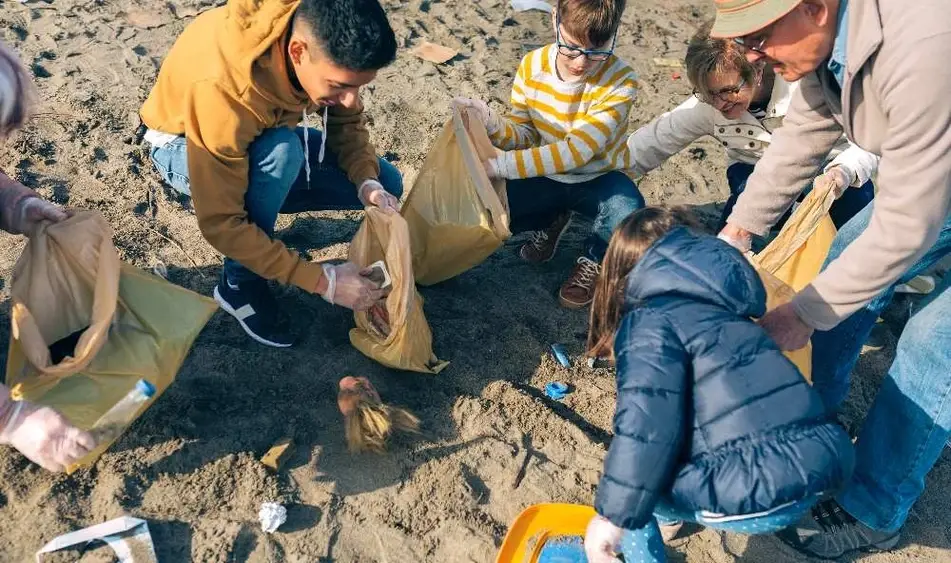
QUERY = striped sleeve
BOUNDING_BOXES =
[499,69,637,179]
[490,54,542,150]
[618,95,715,175]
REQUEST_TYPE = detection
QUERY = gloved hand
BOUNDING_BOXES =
[320,261,389,311]
[717,225,753,254]
[584,515,624,563]
[0,170,70,236]
[0,394,96,472]
[452,97,502,134]
[357,179,399,213]
[814,166,854,200]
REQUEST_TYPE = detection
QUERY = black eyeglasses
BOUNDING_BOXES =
[732,23,774,56]
[694,76,748,104]
[555,13,618,62]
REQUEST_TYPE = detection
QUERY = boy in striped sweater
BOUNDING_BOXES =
[456,0,643,309]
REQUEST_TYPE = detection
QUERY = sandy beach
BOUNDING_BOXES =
[1,0,948,560]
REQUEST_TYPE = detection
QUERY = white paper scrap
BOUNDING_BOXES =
[35,516,157,563]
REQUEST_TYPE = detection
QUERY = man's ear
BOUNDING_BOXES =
[288,36,306,66]
[799,0,834,28]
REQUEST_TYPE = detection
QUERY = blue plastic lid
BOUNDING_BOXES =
[550,343,570,368]
[545,381,570,400]
[135,379,156,398]
[537,535,586,562]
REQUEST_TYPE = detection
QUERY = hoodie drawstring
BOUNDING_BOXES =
[302,111,311,189]
[301,106,329,190]
[318,105,328,164]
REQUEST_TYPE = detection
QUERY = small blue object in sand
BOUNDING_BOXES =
[537,535,588,562]
[550,343,571,367]
[545,382,570,400]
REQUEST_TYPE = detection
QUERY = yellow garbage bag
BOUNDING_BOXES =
[754,181,838,291]
[349,207,449,373]
[5,211,217,473]
[402,105,511,286]
[751,179,839,383]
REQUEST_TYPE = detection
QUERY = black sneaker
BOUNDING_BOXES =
[776,499,901,559]
[213,274,294,348]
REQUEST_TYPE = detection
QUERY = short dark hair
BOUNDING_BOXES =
[557,0,627,46]
[295,0,397,71]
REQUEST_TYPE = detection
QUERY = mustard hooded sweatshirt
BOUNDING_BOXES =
[141,0,382,292]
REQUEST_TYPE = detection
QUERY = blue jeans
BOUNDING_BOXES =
[718,162,875,231]
[505,171,644,261]
[149,127,403,284]
[809,202,951,532]
[620,498,817,563]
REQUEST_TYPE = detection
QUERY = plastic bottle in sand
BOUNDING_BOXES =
[90,379,156,443]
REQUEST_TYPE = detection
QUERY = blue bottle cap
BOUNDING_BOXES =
[545,381,570,400]
[550,343,570,368]
[135,379,156,398]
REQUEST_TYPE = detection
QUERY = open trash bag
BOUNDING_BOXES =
[751,180,838,383]
[349,207,449,373]
[401,104,511,286]
[5,211,217,472]
[754,180,838,291]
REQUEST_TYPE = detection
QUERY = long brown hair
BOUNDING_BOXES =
[587,207,701,362]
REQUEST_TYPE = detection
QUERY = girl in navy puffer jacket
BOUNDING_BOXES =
[583,207,854,563]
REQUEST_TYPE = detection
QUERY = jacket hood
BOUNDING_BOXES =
[624,228,766,318]
[222,0,309,110]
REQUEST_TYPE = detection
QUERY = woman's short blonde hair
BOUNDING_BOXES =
[685,21,758,102]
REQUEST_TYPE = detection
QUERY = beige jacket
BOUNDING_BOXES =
[727,0,951,330]
[626,76,879,184]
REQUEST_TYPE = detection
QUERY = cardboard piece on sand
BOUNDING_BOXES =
[260,437,295,471]
[412,42,458,65]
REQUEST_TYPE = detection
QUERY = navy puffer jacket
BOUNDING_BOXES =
[595,228,854,530]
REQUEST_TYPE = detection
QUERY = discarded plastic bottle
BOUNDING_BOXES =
[90,379,156,443]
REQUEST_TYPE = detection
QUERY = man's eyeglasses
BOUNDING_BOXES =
[694,76,748,104]
[555,13,618,62]
[732,24,773,56]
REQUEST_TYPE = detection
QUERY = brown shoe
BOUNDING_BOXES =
[559,256,600,309]
[660,520,684,543]
[518,212,572,263]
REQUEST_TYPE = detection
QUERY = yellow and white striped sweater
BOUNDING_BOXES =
[489,45,638,184]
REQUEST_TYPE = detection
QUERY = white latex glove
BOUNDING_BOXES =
[717,227,752,254]
[357,180,399,213]
[0,396,96,472]
[584,515,624,563]
[815,166,854,200]
[452,97,502,133]
[320,262,389,312]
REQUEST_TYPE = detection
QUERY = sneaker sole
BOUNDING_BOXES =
[895,275,936,295]
[780,530,901,560]
[519,216,572,264]
[558,293,593,310]
[213,286,293,348]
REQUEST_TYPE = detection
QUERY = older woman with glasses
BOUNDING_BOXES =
[625,22,877,231]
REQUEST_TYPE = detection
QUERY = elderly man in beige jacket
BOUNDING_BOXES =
[710,0,951,558]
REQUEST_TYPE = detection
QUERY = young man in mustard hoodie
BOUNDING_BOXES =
[140,0,401,347]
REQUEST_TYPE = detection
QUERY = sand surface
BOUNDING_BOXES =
[1,0,948,561]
